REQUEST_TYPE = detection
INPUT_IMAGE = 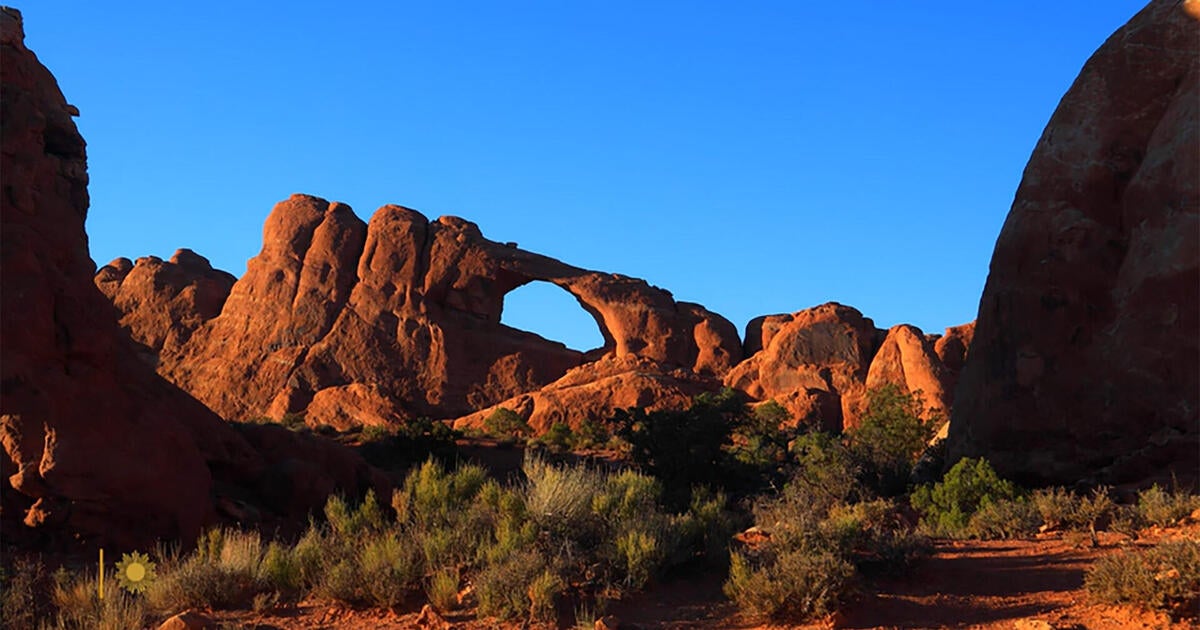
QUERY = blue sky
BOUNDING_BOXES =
[25,1,1142,351]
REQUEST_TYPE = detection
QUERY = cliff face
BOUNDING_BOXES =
[948,0,1199,486]
[0,9,388,548]
[0,7,232,547]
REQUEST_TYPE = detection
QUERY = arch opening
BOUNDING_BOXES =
[500,280,606,353]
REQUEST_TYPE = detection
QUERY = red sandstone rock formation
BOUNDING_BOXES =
[866,324,952,421]
[727,303,973,432]
[948,0,1199,486]
[95,249,235,359]
[0,8,242,547]
[725,303,880,431]
[452,355,723,435]
[153,195,742,427]
[0,10,387,547]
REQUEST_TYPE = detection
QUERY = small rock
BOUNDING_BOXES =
[157,611,213,630]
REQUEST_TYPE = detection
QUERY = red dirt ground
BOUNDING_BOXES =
[199,523,1198,630]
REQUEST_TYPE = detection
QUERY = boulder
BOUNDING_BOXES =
[948,0,1199,486]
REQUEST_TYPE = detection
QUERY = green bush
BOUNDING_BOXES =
[911,457,1020,537]
[484,407,532,438]
[848,385,936,496]
[532,422,573,452]
[574,418,610,449]
[612,388,748,506]
[1085,539,1200,617]
[789,431,864,511]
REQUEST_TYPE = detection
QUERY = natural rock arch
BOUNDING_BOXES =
[500,279,609,353]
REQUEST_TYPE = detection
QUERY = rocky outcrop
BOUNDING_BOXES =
[728,303,973,431]
[725,303,880,431]
[149,195,742,426]
[866,324,951,421]
[0,10,386,548]
[94,249,235,359]
[452,355,723,434]
[948,0,1199,486]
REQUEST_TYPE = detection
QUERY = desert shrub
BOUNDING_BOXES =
[476,550,548,619]
[789,431,864,511]
[574,417,610,449]
[147,528,268,610]
[484,407,531,438]
[259,542,302,602]
[360,424,394,443]
[612,388,745,506]
[357,532,422,607]
[1137,484,1200,528]
[325,490,386,538]
[1031,487,1077,531]
[911,457,1020,537]
[527,568,564,622]
[427,567,460,612]
[536,422,576,452]
[524,455,605,538]
[1074,486,1116,547]
[1,557,51,629]
[393,459,493,569]
[724,547,855,620]
[967,497,1041,540]
[728,400,793,486]
[848,385,936,496]
[280,412,307,429]
[356,417,459,471]
[726,461,925,621]
[671,487,741,565]
[1085,539,1200,617]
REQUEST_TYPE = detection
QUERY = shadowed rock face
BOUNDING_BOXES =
[0,10,388,548]
[154,195,743,426]
[0,7,238,547]
[948,0,1200,486]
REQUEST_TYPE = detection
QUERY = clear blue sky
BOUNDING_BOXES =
[25,1,1142,352]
